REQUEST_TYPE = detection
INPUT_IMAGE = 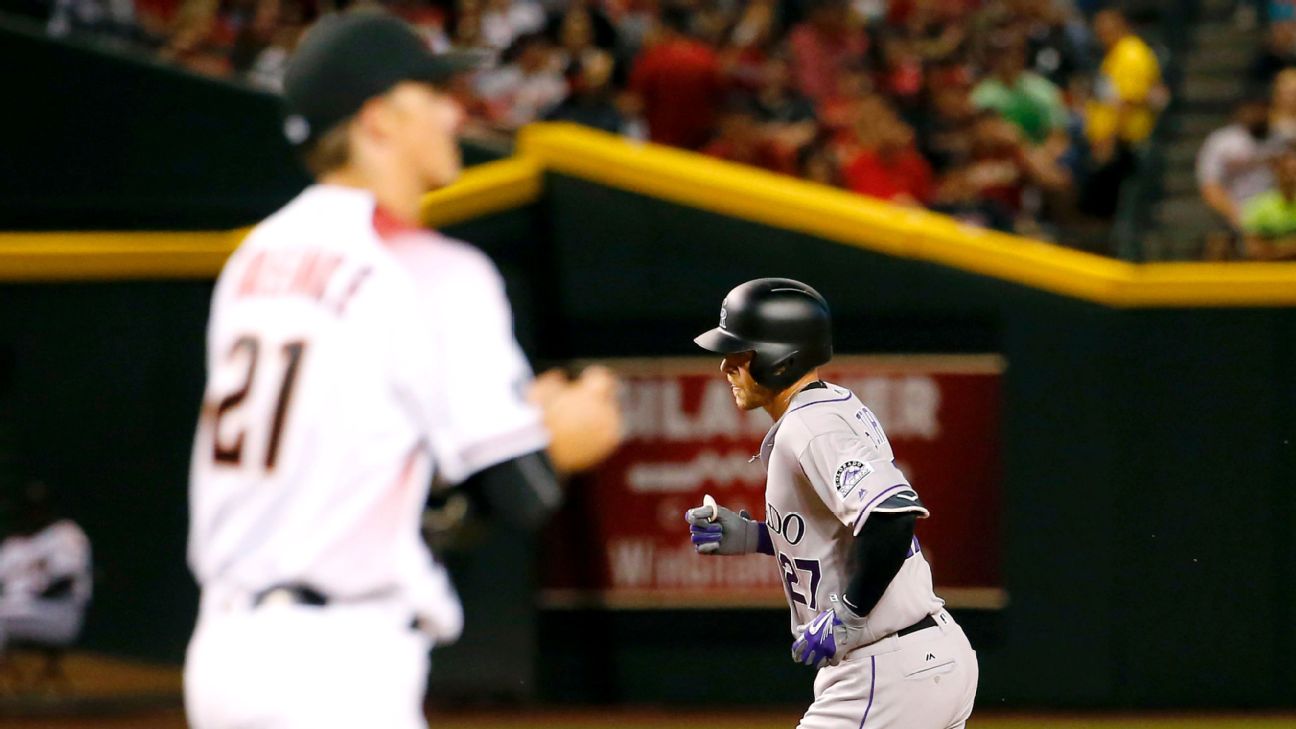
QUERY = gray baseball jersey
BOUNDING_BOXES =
[759,381,944,639]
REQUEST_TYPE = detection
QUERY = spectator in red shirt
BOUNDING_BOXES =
[843,113,933,204]
[702,101,799,175]
[788,0,869,103]
[627,6,723,149]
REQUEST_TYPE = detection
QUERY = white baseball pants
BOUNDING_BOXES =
[185,597,431,729]
[798,610,978,729]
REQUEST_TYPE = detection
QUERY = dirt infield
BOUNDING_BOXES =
[6,707,1296,728]
[1,655,1292,728]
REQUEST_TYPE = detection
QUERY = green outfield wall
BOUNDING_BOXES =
[1,21,1293,710]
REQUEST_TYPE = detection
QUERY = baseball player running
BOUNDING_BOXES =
[185,12,621,729]
[686,278,977,728]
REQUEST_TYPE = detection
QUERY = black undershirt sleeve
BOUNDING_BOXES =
[841,512,917,618]
[458,450,562,530]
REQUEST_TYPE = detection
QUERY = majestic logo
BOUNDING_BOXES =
[719,303,728,329]
[834,460,872,498]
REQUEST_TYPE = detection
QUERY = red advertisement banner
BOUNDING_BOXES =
[541,356,1004,610]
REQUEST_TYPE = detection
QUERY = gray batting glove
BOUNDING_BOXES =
[685,502,763,555]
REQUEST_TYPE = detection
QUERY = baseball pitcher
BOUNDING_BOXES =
[686,278,978,728]
[185,12,621,729]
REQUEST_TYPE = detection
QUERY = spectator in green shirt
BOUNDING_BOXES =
[971,34,1068,145]
[1242,145,1296,260]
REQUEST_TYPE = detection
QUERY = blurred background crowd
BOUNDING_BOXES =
[13,0,1296,256]
[7,0,1173,244]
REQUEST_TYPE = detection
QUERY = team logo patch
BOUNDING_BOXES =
[719,303,728,329]
[834,460,872,498]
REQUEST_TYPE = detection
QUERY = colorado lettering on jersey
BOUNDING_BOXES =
[766,503,807,545]
[235,248,372,316]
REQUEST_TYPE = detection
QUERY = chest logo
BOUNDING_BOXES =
[834,460,872,499]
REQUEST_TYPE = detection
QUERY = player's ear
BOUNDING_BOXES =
[354,94,395,143]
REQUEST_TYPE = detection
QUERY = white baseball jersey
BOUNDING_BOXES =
[759,382,943,640]
[0,519,92,605]
[187,184,550,642]
[0,519,92,652]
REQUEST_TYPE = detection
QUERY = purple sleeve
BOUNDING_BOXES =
[756,522,774,555]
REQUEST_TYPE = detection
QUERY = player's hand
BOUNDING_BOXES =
[684,498,764,555]
[791,606,872,668]
[534,365,624,473]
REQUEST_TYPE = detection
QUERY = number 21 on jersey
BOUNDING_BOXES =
[207,335,307,470]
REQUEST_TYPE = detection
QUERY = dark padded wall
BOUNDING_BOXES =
[532,176,1296,708]
[2,23,1293,707]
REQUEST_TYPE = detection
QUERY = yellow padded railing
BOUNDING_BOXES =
[2,122,1295,307]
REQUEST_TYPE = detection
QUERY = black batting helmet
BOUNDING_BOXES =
[694,278,833,390]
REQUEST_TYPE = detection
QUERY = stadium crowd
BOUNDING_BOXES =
[1197,4,1296,260]
[10,0,1166,239]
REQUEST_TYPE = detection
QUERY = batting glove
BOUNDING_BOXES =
[684,502,765,555]
[791,606,874,668]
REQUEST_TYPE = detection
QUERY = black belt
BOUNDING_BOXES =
[253,583,328,607]
[252,583,423,632]
[895,614,938,637]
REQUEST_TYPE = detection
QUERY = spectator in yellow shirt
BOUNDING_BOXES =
[1080,9,1165,219]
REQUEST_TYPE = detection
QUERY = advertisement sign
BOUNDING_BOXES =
[540,356,1005,610]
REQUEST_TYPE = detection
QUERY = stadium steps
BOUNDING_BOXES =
[1183,45,1254,76]
[1143,5,1261,259]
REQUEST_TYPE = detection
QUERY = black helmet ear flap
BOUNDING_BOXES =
[749,345,809,391]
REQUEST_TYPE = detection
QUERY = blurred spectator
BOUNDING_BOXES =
[721,0,780,91]
[0,482,92,667]
[544,48,629,133]
[1270,68,1296,141]
[1008,0,1091,88]
[546,3,618,55]
[842,112,933,205]
[800,138,843,186]
[752,55,816,127]
[787,0,868,103]
[1080,8,1164,218]
[1248,20,1296,91]
[971,33,1068,145]
[46,0,135,38]
[235,0,315,90]
[627,6,722,149]
[1197,96,1278,258]
[157,0,234,77]
[917,82,978,173]
[702,100,798,175]
[1241,144,1296,260]
[817,63,878,142]
[932,110,1070,232]
[476,31,569,130]
[480,0,545,50]
[893,0,968,67]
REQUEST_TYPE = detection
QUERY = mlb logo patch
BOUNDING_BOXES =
[834,460,872,498]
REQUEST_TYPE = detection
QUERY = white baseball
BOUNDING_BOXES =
[702,494,718,523]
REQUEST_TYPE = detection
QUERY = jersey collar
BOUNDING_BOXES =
[758,381,852,468]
